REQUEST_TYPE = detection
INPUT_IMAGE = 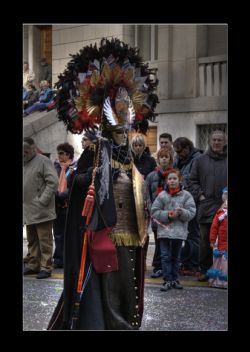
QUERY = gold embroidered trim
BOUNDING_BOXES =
[109,232,140,247]
[111,159,133,171]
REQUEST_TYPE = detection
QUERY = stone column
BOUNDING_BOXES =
[27,25,41,88]
[195,25,208,97]
[157,25,172,100]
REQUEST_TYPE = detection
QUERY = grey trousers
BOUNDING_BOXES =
[26,220,53,273]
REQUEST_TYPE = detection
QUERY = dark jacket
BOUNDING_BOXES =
[173,148,203,189]
[188,146,227,223]
[39,63,52,83]
[132,151,157,179]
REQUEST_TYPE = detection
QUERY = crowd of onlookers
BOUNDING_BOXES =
[131,131,227,290]
[23,59,57,117]
[23,130,227,289]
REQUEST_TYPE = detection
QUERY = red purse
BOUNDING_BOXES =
[87,227,118,273]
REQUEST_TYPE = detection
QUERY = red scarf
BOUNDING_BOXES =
[168,187,181,196]
[156,167,173,195]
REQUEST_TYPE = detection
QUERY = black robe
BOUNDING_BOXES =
[47,140,145,330]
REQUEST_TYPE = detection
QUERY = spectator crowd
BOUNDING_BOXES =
[23,59,57,117]
[23,129,227,290]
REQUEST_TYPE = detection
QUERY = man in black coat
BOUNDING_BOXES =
[173,137,203,275]
[188,130,227,281]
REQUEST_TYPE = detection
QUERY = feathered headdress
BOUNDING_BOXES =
[54,37,159,134]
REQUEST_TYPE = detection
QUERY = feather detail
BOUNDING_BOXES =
[54,38,159,134]
[103,97,118,126]
[132,91,146,112]
[112,64,123,85]
[86,99,100,116]
[74,96,84,112]
[98,144,110,205]
[90,70,100,87]
[101,63,112,85]
[128,98,135,125]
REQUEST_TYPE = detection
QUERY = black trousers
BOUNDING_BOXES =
[53,209,67,266]
[199,223,213,274]
[152,228,162,271]
[180,217,200,270]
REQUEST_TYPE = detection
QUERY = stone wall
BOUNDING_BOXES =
[23,24,227,154]
[52,24,135,86]
[23,110,67,161]
[157,110,227,149]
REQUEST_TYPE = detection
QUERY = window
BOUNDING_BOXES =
[197,123,227,151]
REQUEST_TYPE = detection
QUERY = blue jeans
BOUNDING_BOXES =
[24,102,47,115]
[159,238,183,282]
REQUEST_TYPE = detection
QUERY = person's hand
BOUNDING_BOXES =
[168,210,178,219]
[199,194,205,201]
[175,207,182,216]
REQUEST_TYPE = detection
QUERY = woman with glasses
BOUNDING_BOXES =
[53,143,77,268]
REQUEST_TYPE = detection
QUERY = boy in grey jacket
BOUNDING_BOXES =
[151,169,196,291]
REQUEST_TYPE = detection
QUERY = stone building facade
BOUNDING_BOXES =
[23,24,227,158]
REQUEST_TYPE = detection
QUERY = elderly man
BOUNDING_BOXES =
[188,130,227,281]
[23,137,58,279]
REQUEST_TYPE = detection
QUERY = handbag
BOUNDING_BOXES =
[87,227,118,273]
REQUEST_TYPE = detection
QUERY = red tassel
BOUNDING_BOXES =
[82,185,95,225]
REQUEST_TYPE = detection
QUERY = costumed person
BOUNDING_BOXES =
[47,37,159,330]
[151,169,196,292]
[206,187,228,289]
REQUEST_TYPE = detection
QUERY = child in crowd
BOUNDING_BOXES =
[145,148,173,278]
[207,187,228,289]
[151,169,196,291]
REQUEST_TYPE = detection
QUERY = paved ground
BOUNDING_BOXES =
[23,277,227,331]
[23,235,228,331]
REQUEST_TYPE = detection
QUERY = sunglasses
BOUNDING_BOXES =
[58,151,66,155]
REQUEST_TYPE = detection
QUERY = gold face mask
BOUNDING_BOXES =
[111,129,128,146]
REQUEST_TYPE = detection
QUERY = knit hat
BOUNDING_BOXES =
[222,187,228,193]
